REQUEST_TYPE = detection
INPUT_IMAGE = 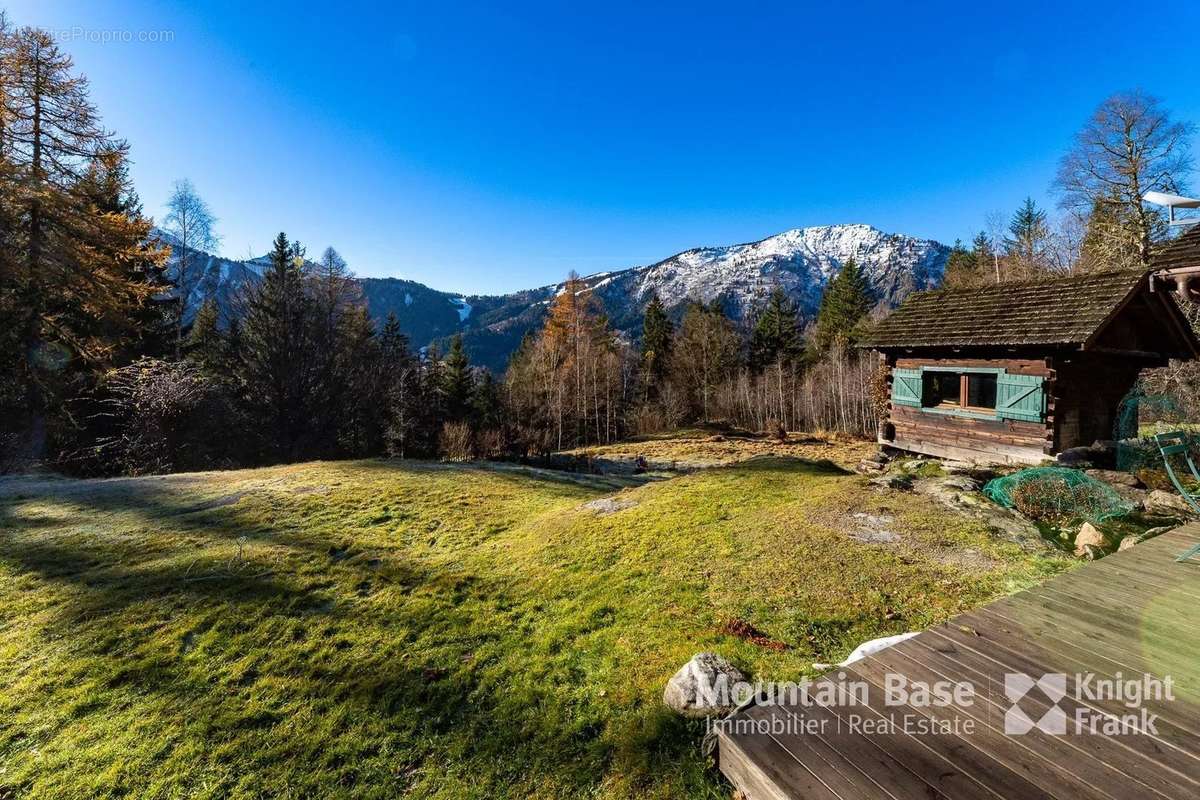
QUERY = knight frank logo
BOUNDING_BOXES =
[1004,673,1068,735]
[1003,671,1172,736]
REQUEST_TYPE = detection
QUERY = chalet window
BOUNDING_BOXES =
[921,371,997,411]
[892,367,1043,422]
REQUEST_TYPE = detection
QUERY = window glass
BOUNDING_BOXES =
[966,373,997,409]
[922,372,961,406]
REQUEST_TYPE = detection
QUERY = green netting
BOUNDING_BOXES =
[1114,382,1187,472]
[983,467,1134,525]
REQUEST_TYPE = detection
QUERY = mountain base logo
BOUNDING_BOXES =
[1003,672,1173,736]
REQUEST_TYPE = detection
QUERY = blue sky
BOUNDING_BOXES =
[9,1,1200,293]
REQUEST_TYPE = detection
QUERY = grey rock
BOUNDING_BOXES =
[582,497,637,515]
[1118,536,1139,552]
[663,653,749,718]
[851,512,900,544]
[869,473,913,491]
[1084,469,1143,489]
[1145,490,1198,518]
[914,475,1050,552]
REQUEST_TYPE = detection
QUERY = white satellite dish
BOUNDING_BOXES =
[1144,191,1200,226]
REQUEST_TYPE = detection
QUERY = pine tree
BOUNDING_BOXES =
[971,231,996,283]
[471,370,504,430]
[811,258,871,355]
[942,240,976,289]
[1004,197,1050,277]
[440,335,474,423]
[237,232,316,461]
[639,292,673,400]
[335,305,380,455]
[749,286,803,370]
[186,298,227,376]
[0,26,169,462]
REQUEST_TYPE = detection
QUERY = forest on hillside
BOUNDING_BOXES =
[1,17,1196,476]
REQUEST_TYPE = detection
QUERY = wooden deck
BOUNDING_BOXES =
[717,525,1200,799]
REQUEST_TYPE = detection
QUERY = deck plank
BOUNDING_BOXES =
[718,526,1200,799]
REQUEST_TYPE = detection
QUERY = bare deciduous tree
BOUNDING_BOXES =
[162,179,219,357]
[1054,90,1195,266]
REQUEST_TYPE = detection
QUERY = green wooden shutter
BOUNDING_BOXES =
[996,372,1045,422]
[891,368,921,407]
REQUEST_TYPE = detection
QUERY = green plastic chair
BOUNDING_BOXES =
[1153,431,1200,562]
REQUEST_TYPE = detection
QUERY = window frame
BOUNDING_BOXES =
[919,366,1004,419]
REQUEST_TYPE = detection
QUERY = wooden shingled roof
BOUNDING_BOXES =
[1152,224,1200,271]
[862,268,1185,351]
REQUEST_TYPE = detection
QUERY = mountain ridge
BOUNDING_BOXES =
[162,223,949,371]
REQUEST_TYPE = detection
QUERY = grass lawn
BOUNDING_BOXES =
[0,450,1073,798]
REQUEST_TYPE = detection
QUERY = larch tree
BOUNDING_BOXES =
[1,25,167,459]
[942,239,985,289]
[1054,90,1195,267]
[671,300,739,423]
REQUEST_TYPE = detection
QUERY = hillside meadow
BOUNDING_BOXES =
[0,450,1072,798]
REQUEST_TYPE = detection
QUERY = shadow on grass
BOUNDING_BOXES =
[0,465,720,795]
[725,454,854,476]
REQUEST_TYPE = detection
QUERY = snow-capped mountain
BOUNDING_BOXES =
[580,222,945,323]
[160,223,948,371]
[456,224,948,368]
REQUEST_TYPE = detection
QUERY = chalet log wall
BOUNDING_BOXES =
[879,356,1053,464]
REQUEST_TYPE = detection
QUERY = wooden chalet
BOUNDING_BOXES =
[863,253,1200,464]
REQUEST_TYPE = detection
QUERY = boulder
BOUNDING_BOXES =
[856,459,887,474]
[1079,543,1104,561]
[1145,490,1198,518]
[913,476,1049,552]
[582,497,637,515]
[663,653,749,718]
[1057,447,1095,467]
[869,473,912,491]
[1141,525,1176,539]
[1084,469,1143,489]
[1074,522,1109,557]
[1118,536,1139,552]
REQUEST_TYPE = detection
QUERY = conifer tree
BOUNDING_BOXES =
[470,370,504,431]
[639,292,673,400]
[440,334,474,423]
[237,232,316,461]
[811,258,871,355]
[749,286,803,370]
[1004,197,1050,277]
[186,298,227,376]
[335,305,380,455]
[942,240,976,289]
[971,231,996,283]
